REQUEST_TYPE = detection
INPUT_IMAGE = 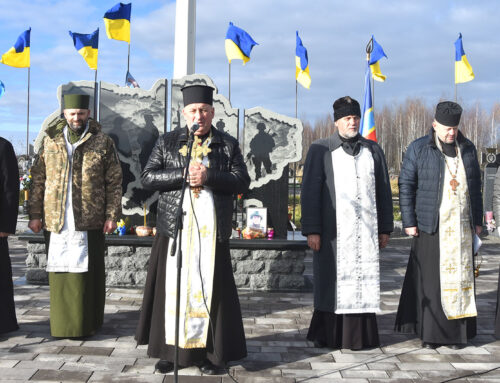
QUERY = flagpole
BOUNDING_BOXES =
[228,62,231,102]
[94,69,98,120]
[292,80,298,238]
[454,83,457,103]
[127,43,130,74]
[26,67,30,158]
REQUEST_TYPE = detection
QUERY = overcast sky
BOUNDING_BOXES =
[1,0,499,153]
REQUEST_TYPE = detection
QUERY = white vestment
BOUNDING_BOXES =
[332,146,380,314]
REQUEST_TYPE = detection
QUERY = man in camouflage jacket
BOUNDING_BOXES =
[28,94,122,338]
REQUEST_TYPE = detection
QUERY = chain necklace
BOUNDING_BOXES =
[444,147,460,193]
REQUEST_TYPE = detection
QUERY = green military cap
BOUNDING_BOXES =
[63,94,90,109]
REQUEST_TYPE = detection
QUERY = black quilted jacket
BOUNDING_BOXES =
[399,129,483,234]
[141,126,250,240]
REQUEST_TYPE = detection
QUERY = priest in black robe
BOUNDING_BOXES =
[395,101,483,349]
[301,96,393,350]
[135,85,249,374]
[0,137,20,334]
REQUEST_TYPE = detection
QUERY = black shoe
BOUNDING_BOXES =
[155,360,174,374]
[422,342,438,349]
[199,360,221,375]
[313,340,327,348]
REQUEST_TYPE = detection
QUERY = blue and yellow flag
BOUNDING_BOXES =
[369,36,387,82]
[295,31,311,89]
[69,29,99,70]
[0,28,31,68]
[225,22,258,64]
[104,3,131,43]
[454,33,474,84]
[360,63,377,142]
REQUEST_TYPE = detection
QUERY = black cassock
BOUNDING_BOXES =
[395,231,476,344]
[135,234,247,367]
[0,137,19,334]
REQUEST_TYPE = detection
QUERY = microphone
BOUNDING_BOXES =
[190,123,199,135]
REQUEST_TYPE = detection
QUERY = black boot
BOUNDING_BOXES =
[155,360,174,374]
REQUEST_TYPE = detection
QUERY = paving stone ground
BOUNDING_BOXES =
[2,232,500,382]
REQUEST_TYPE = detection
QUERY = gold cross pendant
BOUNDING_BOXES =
[450,178,459,192]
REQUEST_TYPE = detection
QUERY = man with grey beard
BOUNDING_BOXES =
[301,96,393,350]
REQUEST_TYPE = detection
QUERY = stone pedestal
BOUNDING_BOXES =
[20,234,310,291]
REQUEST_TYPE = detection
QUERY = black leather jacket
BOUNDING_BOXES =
[141,126,250,240]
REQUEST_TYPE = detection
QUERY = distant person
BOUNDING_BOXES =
[0,137,20,334]
[28,94,122,338]
[395,101,482,349]
[493,167,500,338]
[249,122,275,180]
[301,96,393,350]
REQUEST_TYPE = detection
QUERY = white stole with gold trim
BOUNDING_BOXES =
[164,187,217,348]
[437,139,477,320]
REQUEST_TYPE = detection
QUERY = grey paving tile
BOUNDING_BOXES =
[89,371,165,382]
[340,369,389,378]
[30,369,91,382]
[0,367,37,380]
[60,345,114,356]
[397,362,456,370]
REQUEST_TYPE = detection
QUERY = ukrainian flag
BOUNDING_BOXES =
[69,29,99,70]
[454,33,474,84]
[295,31,311,89]
[0,28,31,68]
[225,22,258,64]
[369,36,387,82]
[360,63,377,142]
[104,2,131,43]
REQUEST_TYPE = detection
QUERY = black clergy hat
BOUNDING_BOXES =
[181,85,214,107]
[333,96,361,121]
[435,101,462,127]
[63,94,90,109]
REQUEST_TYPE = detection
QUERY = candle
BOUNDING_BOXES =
[144,204,147,227]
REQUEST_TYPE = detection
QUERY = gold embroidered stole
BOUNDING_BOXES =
[437,138,477,319]
[164,133,217,348]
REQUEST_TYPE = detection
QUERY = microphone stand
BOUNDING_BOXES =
[171,127,195,383]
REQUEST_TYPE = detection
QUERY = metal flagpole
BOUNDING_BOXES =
[26,67,30,158]
[292,80,298,239]
[455,83,457,103]
[127,43,130,74]
[228,62,231,102]
[94,69,98,120]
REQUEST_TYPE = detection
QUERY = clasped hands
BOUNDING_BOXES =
[187,163,207,187]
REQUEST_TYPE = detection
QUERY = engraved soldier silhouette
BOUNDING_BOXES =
[249,122,275,180]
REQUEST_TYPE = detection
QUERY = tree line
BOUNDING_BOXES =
[299,98,500,175]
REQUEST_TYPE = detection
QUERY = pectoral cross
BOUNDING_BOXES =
[450,177,459,192]
[445,227,454,237]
